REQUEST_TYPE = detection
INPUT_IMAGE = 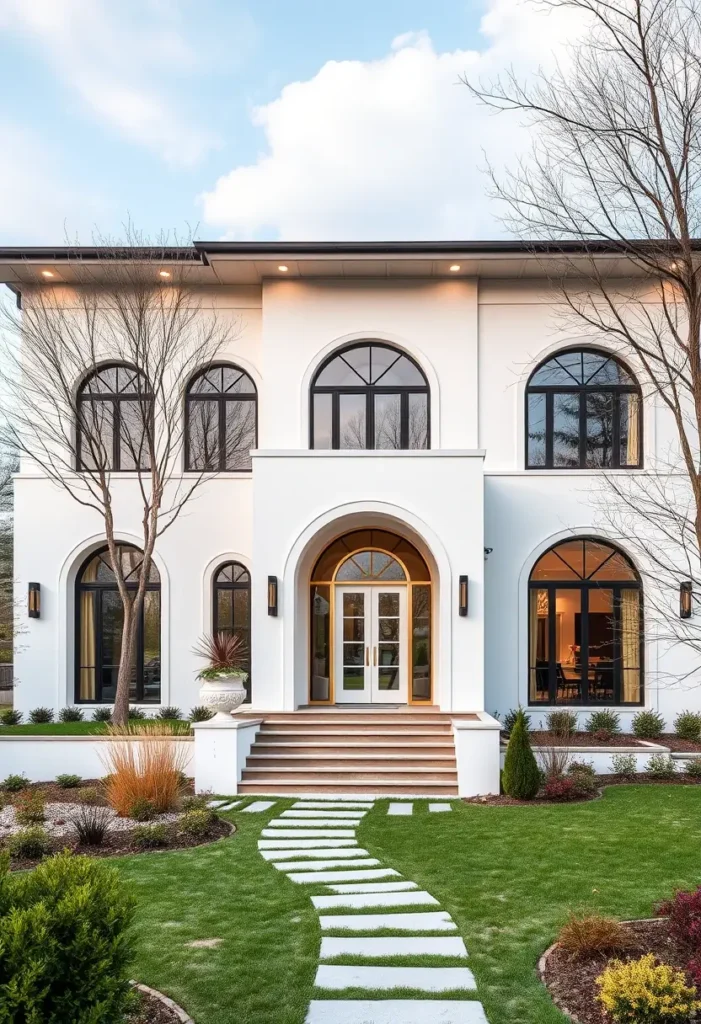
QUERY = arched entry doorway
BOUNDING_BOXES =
[309,529,432,705]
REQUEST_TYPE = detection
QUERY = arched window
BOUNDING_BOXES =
[186,364,257,471]
[528,538,642,706]
[526,349,642,469]
[76,545,160,704]
[213,562,251,701]
[310,342,429,450]
[77,364,152,471]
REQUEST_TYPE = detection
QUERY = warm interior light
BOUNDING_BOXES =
[40,270,54,278]
[278,265,289,272]
[449,264,461,272]
[159,270,171,279]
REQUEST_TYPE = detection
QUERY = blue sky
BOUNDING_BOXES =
[0,0,579,243]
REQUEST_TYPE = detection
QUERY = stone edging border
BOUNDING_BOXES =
[537,917,669,1023]
[132,982,195,1023]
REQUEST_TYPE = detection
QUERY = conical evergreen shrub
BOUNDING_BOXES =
[502,708,540,800]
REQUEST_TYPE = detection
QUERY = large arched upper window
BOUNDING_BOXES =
[528,538,642,707]
[77,364,152,472]
[526,349,642,469]
[185,364,257,472]
[76,545,160,704]
[213,561,251,701]
[310,342,429,450]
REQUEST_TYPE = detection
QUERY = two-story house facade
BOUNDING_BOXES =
[0,241,694,751]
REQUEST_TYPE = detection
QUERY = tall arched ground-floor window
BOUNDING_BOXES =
[528,538,643,706]
[76,545,161,704]
[309,529,432,705]
[213,562,251,702]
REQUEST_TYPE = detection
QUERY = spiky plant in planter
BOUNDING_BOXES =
[502,708,540,800]
[192,632,249,720]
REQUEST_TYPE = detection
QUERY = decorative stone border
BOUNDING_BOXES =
[132,982,195,1023]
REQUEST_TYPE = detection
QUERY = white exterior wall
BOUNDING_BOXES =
[10,272,701,728]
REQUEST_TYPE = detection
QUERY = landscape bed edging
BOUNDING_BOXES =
[132,982,194,1024]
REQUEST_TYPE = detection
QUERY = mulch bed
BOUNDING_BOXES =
[465,774,701,805]
[662,736,701,753]
[527,732,652,748]
[127,989,187,1024]
[541,919,692,1024]
[465,791,600,806]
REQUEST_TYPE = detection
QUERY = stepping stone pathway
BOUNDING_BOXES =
[255,798,488,1023]
[243,800,276,813]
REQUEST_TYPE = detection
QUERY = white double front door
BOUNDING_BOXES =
[335,585,408,703]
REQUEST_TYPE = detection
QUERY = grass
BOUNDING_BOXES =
[105,787,701,1023]
[0,721,191,736]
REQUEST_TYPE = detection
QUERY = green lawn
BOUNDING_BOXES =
[112,786,701,1024]
[0,720,191,735]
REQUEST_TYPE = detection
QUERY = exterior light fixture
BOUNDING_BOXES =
[278,265,289,272]
[680,580,693,619]
[449,264,461,272]
[459,575,468,616]
[40,270,54,279]
[159,270,171,279]
[28,582,41,619]
[267,575,278,617]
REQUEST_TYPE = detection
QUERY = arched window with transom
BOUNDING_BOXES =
[526,348,642,469]
[76,544,160,704]
[310,342,429,450]
[528,538,643,707]
[213,561,251,701]
[186,364,257,471]
[77,364,152,471]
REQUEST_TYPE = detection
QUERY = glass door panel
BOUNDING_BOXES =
[335,587,371,703]
[371,587,407,703]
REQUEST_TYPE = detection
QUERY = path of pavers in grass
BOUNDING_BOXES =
[257,798,487,1024]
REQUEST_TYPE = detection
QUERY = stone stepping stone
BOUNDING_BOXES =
[262,829,357,839]
[312,890,439,911]
[206,799,229,808]
[242,801,276,813]
[281,810,367,819]
[388,802,413,815]
[314,965,476,992]
[275,858,380,873]
[319,911,457,932]
[306,1000,488,1023]
[260,848,370,861]
[293,795,376,802]
[294,802,373,810]
[429,803,452,813]
[266,819,361,829]
[218,800,242,811]
[288,867,399,884]
[319,936,469,959]
[326,881,418,894]
[258,838,359,849]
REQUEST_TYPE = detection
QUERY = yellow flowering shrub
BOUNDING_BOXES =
[596,954,701,1022]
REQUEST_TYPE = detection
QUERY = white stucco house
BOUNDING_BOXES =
[0,240,696,794]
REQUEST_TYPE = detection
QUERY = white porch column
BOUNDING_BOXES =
[453,713,502,797]
[191,718,262,795]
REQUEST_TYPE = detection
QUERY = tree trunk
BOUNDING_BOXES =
[111,596,139,727]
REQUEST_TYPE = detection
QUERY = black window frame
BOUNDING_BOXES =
[310,342,430,450]
[213,561,251,702]
[74,544,161,705]
[76,363,153,473]
[525,348,643,470]
[184,363,257,473]
[528,537,644,707]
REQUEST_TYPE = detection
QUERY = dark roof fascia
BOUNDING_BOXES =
[0,246,202,263]
[193,239,701,257]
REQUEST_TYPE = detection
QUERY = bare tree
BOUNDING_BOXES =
[0,231,241,723]
[0,451,18,668]
[466,0,701,672]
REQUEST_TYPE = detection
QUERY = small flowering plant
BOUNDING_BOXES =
[192,632,249,681]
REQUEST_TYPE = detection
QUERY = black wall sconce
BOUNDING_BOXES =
[459,575,468,617]
[267,576,278,617]
[680,580,693,619]
[28,582,41,619]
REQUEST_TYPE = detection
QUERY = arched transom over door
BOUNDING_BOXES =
[309,529,432,706]
[528,538,643,707]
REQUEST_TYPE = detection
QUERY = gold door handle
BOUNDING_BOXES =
[365,647,369,666]
[373,646,377,666]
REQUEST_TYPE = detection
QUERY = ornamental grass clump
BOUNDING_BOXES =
[558,914,632,959]
[596,953,701,1023]
[192,631,249,680]
[0,850,136,1023]
[58,706,84,723]
[28,707,54,724]
[100,723,189,817]
[502,708,540,800]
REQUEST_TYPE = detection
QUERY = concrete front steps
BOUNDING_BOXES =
[238,710,459,795]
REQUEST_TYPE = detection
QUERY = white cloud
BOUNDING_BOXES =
[200,0,586,239]
[0,0,216,166]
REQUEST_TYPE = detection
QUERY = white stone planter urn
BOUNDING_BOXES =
[198,671,248,720]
